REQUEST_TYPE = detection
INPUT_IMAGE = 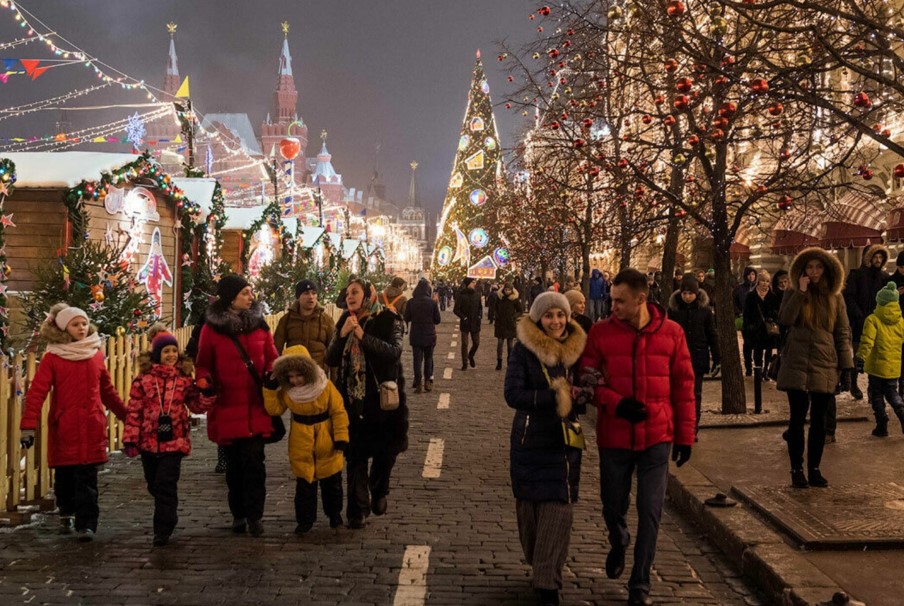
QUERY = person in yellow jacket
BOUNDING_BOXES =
[857,281,904,437]
[263,345,350,533]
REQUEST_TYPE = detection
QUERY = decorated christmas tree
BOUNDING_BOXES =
[432,51,508,283]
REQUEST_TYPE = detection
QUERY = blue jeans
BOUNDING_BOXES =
[599,442,671,594]
[588,299,604,322]
[868,375,904,424]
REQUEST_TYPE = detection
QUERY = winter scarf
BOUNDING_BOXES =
[286,365,328,403]
[341,305,383,401]
[45,332,103,361]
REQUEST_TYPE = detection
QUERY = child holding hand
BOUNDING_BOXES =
[123,326,216,546]
[19,304,127,541]
[264,345,349,534]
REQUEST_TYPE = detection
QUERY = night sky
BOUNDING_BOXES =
[0,0,536,213]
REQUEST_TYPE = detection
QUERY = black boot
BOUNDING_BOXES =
[896,409,904,434]
[791,469,809,488]
[535,588,559,606]
[872,420,889,437]
[496,359,502,371]
[808,468,828,488]
[850,371,863,399]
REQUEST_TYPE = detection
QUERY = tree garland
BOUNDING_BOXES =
[182,182,229,324]
[240,198,290,271]
[0,158,16,349]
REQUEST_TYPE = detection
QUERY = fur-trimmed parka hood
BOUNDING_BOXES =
[40,304,98,344]
[137,351,195,376]
[497,287,519,301]
[861,243,889,268]
[667,288,710,312]
[204,299,268,336]
[789,247,845,296]
[272,345,318,389]
[515,315,587,368]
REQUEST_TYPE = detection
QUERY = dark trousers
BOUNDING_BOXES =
[868,375,904,424]
[742,339,754,372]
[439,298,447,311]
[899,346,904,397]
[140,452,183,536]
[786,390,830,471]
[588,299,604,322]
[346,452,397,519]
[516,500,574,590]
[412,345,434,386]
[224,436,266,522]
[295,472,343,525]
[461,330,480,364]
[496,337,513,362]
[54,464,99,532]
[752,346,773,371]
[599,442,671,594]
[692,363,705,433]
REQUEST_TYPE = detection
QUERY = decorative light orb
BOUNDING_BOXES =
[279,137,301,160]
[469,189,488,207]
[469,228,489,248]
[494,248,510,267]
[436,246,453,266]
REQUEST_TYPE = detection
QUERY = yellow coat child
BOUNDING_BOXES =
[264,345,350,533]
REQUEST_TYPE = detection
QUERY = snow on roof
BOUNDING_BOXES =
[282,217,298,235]
[0,151,141,188]
[223,205,266,230]
[202,113,262,154]
[342,239,362,259]
[299,226,325,248]
[172,177,217,219]
[327,232,342,251]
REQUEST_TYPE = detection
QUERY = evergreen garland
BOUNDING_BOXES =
[0,158,16,349]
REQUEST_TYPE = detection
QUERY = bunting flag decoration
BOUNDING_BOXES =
[1,58,50,81]
[174,76,190,99]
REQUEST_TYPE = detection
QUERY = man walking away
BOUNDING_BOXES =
[454,277,482,370]
[588,269,606,322]
[844,244,890,401]
[579,268,696,606]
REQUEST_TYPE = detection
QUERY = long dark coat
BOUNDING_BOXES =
[494,289,523,339]
[844,243,890,342]
[454,287,483,332]
[667,289,720,372]
[404,280,441,348]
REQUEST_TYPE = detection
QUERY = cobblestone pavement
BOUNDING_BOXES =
[0,312,765,605]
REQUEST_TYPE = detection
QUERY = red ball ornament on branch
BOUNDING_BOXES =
[573,139,586,148]
[663,115,676,126]
[777,195,793,210]
[279,137,301,161]
[749,78,769,94]
[642,115,653,124]
[676,77,693,93]
[538,6,551,16]
[853,92,872,108]
[667,0,686,16]
[894,164,904,179]
[673,95,689,110]
[582,117,594,128]
[718,102,737,117]
[664,59,679,72]
[767,102,784,116]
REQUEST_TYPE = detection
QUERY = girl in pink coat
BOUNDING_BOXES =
[20,304,127,541]
[123,326,216,546]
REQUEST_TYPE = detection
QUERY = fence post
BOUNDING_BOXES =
[0,355,8,511]
[8,352,22,511]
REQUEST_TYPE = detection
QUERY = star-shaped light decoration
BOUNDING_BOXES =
[0,283,8,295]
[89,301,104,312]
[181,253,192,267]
[1,213,15,227]
[0,181,9,197]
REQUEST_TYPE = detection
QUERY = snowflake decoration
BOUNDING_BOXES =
[126,112,146,148]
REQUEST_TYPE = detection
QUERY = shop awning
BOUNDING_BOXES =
[886,204,904,242]
[770,207,822,255]
[818,190,885,249]
[729,242,751,261]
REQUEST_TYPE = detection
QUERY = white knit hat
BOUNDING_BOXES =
[54,306,88,331]
[529,291,571,322]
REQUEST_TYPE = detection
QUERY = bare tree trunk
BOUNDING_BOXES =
[660,211,681,295]
[712,231,747,414]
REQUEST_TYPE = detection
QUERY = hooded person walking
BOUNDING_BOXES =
[194,275,280,537]
[856,281,904,437]
[403,278,441,393]
[494,281,524,370]
[776,248,853,489]
[843,243,890,400]
[454,277,483,370]
[504,291,587,606]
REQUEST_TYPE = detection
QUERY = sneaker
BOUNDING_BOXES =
[347,515,366,530]
[59,516,74,535]
[329,514,344,529]
[231,517,247,534]
[808,468,829,488]
[425,380,433,392]
[153,533,170,547]
[605,544,626,579]
[214,460,227,474]
[294,522,313,535]
[248,519,264,537]
[372,496,387,516]
[791,469,809,488]
[76,528,94,542]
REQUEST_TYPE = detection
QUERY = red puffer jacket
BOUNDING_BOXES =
[123,356,215,456]
[579,304,696,450]
[195,301,279,445]
[20,351,127,467]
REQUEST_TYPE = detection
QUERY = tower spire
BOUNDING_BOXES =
[408,161,420,208]
[278,21,293,76]
[164,22,180,96]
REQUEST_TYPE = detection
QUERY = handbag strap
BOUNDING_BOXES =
[229,335,263,388]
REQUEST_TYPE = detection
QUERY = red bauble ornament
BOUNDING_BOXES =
[673,95,689,110]
[712,117,729,129]
[676,77,693,92]
[642,115,653,124]
[687,134,700,145]
[749,78,769,94]
[539,6,551,15]
[133,309,142,317]
[718,102,737,117]
[279,137,301,161]
[573,139,586,148]
[664,59,679,72]
[777,195,793,210]
[582,118,594,128]
[549,121,560,130]
[894,164,904,179]
[663,115,676,126]
[548,48,560,59]
[667,0,686,16]
[853,92,872,108]
[617,158,629,168]
[711,128,725,140]
[654,95,665,105]
[768,102,784,116]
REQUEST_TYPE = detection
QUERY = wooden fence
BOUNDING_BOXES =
[0,310,297,525]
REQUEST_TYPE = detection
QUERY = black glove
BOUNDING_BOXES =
[672,444,692,467]
[20,429,35,450]
[262,372,280,391]
[855,358,864,374]
[839,368,852,392]
[615,397,648,423]
[334,440,348,453]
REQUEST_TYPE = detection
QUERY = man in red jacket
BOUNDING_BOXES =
[579,268,696,606]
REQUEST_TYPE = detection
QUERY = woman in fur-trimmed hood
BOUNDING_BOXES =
[194,275,279,536]
[503,291,586,604]
[777,247,853,489]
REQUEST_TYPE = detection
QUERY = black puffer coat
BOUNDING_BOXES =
[667,289,720,372]
[454,287,483,332]
[494,288,523,339]
[505,317,586,503]
[844,243,890,342]
[326,309,409,456]
[742,288,781,350]
[404,280,441,348]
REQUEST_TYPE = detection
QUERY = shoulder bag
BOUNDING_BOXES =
[228,335,286,444]
[540,363,585,450]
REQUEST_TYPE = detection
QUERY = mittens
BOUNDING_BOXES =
[615,397,648,423]
[262,372,280,391]
[671,444,692,467]
[334,441,349,453]
[20,429,35,450]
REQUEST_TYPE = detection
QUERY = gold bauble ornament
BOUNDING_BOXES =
[93,291,105,302]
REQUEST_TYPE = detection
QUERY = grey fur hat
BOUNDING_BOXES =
[529,291,571,322]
